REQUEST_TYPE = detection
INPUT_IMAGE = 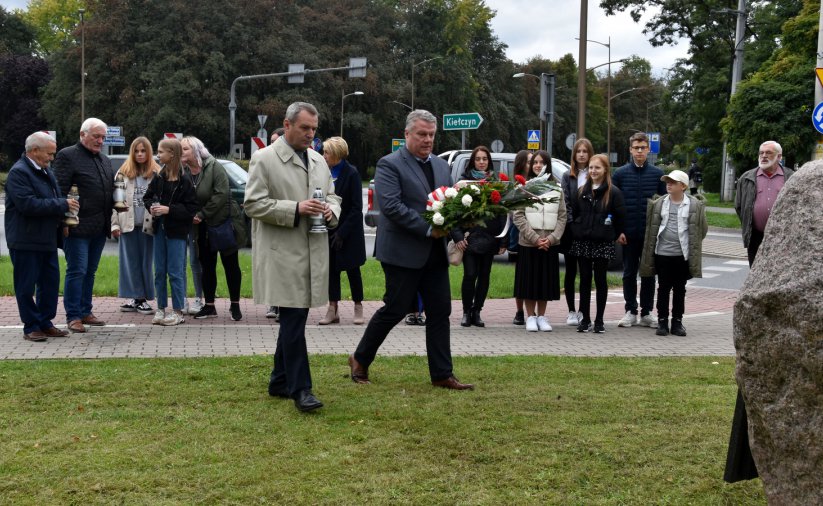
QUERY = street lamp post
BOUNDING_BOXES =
[645,102,662,133]
[579,36,613,157]
[79,8,85,121]
[513,72,556,154]
[340,91,364,137]
[608,87,647,160]
[411,56,443,110]
[577,0,588,141]
[391,100,412,111]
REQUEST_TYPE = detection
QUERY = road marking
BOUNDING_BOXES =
[703,266,741,272]
[683,311,724,318]
[725,260,749,266]
[700,273,721,278]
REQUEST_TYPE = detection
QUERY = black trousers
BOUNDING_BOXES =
[197,225,242,303]
[10,248,60,334]
[329,267,364,303]
[654,254,690,320]
[577,256,609,324]
[354,244,453,381]
[461,251,494,312]
[268,307,312,397]
[622,238,655,315]
[747,228,764,267]
[563,253,579,312]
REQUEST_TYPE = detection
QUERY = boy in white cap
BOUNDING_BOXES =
[639,170,708,336]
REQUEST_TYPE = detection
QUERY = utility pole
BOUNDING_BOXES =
[576,0,588,140]
[720,0,747,202]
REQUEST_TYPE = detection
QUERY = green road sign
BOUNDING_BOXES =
[391,138,406,152]
[443,112,484,131]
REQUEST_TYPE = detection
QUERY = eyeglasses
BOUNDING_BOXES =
[631,145,649,152]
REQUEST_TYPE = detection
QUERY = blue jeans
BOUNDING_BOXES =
[154,224,187,311]
[63,233,107,322]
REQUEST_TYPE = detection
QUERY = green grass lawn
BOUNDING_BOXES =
[0,255,622,299]
[0,356,764,504]
[701,192,736,208]
[706,212,741,229]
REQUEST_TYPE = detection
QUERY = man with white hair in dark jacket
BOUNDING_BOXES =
[612,132,665,328]
[5,132,79,342]
[53,118,115,334]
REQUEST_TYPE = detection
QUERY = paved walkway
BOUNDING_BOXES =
[0,286,739,360]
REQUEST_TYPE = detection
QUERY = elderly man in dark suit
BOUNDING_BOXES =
[5,132,79,341]
[348,110,474,390]
[53,118,115,334]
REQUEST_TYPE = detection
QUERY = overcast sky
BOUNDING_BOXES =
[3,0,688,75]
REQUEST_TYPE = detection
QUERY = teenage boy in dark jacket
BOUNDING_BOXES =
[611,132,665,328]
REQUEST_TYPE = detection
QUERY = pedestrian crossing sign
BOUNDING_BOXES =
[527,130,541,143]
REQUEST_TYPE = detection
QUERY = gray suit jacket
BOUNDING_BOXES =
[375,147,452,269]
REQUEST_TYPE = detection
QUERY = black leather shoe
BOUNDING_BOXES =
[670,318,687,336]
[471,310,485,328]
[656,319,669,336]
[512,310,525,325]
[294,390,323,412]
[460,312,471,327]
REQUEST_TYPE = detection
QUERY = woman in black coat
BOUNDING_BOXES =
[318,137,367,325]
[451,146,507,328]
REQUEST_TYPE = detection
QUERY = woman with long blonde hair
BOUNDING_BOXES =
[143,138,198,326]
[560,137,594,327]
[111,136,161,315]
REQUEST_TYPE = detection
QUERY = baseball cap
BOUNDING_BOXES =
[661,170,689,186]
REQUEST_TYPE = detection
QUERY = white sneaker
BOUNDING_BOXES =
[537,316,553,332]
[188,298,204,315]
[618,311,637,327]
[525,316,539,332]
[639,313,656,327]
[152,309,166,325]
[162,311,185,326]
[566,311,580,326]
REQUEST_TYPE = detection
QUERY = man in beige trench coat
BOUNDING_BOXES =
[245,102,341,413]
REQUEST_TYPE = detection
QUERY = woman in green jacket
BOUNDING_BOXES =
[181,136,243,322]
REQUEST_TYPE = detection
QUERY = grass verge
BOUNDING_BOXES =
[701,192,735,208]
[0,355,764,504]
[706,212,741,229]
[0,255,622,300]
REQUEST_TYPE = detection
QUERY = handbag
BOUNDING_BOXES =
[447,240,463,266]
[208,217,237,253]
[447,232,469,266]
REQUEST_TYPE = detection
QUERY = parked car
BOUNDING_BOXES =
[449,151,570,183]
[109,154,251,245]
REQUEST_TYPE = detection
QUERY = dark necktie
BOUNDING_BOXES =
[417,159,435,193]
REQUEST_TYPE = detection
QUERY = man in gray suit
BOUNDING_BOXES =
[349,110,474,390]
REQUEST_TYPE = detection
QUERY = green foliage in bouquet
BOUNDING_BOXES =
[423,175,560,233]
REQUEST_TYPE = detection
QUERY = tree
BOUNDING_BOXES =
[0,6,35,55]
[0,54,51,164]
[722,0,818,171]
[600,0,803,190]
[21,0,87,56]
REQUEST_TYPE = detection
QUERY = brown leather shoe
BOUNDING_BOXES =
[42,327,69,337]
[81,314,106,326]
[348,354,370,384]
[67,320,86,333]
[24,331,48,342]
[432,376,475,390]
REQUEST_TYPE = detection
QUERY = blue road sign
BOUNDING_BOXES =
[527,130,541,143]
[813,102,823,134]
[648,132,661,154]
